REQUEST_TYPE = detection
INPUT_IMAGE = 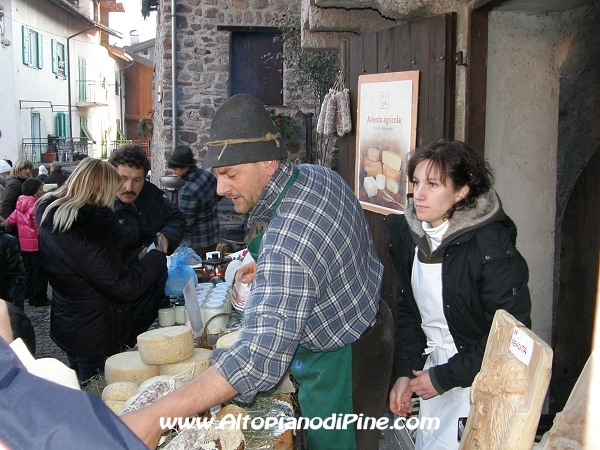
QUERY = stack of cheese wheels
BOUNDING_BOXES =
[102,326,212,414]
[363,147,382,178]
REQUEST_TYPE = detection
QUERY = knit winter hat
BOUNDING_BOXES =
[38,165,48,175]
[22,178,43,195]
[0,160,10,174]
[202,94,288,169]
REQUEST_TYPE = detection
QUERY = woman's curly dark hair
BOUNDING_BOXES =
[407,139,494,220]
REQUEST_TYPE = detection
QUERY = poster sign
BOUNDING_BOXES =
[355,71,419,215]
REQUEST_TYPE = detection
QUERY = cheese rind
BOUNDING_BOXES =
[159,348,212,378]
[382,150,402,172]
[137,326,194,365]
[102,381,139,402]
[104,351,159,385]
[104,400,125,415]
[363,158,383,178]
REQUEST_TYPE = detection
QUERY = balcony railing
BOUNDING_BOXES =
[22,138,91,164]
[76,80,109,106]
[111,140,150,159]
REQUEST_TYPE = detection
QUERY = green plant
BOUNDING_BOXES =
[137,117,153,139]
[141,0,159,19]
[271,113,296,139]
[268,13,340,167]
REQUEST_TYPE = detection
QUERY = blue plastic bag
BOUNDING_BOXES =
[164,243,202,296]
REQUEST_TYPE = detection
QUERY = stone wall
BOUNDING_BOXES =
[150,0,316,184]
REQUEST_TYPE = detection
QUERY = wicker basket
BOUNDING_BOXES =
[199,313,236,349]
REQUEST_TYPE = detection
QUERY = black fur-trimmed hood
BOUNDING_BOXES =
[37,196,123,249]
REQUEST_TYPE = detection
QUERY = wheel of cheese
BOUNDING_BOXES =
[159,348,212,378]
[102,381,139,402]
[104,351,160,385]
[366,147,380,162]
[137,326,194,365]
[363,158,383,178]
[104,400,125,415]
[383,163,402,195]
[215,331,241,349]
[136,375,174,394]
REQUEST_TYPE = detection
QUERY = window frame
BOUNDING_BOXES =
[51,39,66,77]
[22,25,43,69]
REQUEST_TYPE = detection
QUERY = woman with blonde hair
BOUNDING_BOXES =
[37,158,167,381]
[1,158,32,222]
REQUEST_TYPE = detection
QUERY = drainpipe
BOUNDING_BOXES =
[67,27,96,143]
[171,0,177,150]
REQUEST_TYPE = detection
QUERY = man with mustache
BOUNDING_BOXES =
[109,144,185,337]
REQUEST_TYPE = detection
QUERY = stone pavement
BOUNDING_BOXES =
[24,301,69,365]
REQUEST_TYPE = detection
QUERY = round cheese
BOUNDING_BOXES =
[102,381,139,402]
[104,400,125,415]
[137,325,194,365]
[159,348,212,378]
[216,331,241,349]
[104,351,159,385]
[366,147,380,162]
[363,158,383,178]
[137,375,174,394]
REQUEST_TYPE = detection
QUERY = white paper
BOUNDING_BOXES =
[183,278,203,337]
[509,326,534,366]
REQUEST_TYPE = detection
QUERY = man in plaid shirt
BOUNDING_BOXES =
[123,95,393,450]
[166,145,220,256]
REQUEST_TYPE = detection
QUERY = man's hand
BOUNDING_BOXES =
[389,377,413,417]
[235,262,256,284]
[120,406,165,449]
[409,369,439,400]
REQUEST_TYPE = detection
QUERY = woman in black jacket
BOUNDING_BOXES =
[37,158,167,381]
[386,140,531,449]
[0,159,32,224]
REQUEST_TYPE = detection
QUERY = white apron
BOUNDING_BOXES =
[412,246,471,450]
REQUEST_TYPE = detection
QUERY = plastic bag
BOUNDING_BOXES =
[165,243,202,296]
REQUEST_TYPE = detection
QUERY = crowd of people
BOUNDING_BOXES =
[0,94,532,450]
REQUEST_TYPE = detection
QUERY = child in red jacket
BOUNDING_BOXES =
[6,178,50,307]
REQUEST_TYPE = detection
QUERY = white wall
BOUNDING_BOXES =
[1,0,124,162]
[485,10,569,344]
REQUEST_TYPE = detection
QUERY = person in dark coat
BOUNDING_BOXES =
[44,162,69,187]
[0,226,25,310]
[0,159,33,224]
[385,140,531,449]
[109,143,185,336]
[37,158,168,381]
[37,165,49,182]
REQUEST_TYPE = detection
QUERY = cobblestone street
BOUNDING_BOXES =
[24,301,68,365]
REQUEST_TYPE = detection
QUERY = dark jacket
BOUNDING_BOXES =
[37,197,167,358]
[44,170,68,187]
[0,227,25,309]
[1,176,26,220]
[385,190,531,394]
[114,180,185,257]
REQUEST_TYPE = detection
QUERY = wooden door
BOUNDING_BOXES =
[337,13,457,308]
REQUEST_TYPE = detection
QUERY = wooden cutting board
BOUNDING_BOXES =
[459,309,553,450]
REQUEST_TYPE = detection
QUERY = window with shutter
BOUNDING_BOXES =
[22,25,42,69]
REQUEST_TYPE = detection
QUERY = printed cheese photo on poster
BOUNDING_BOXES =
[355,71,419,215]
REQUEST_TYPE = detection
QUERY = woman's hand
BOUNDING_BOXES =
[409,369,439,400]
[389,377,413,417]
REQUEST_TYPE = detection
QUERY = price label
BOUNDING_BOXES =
[509,326,534,366]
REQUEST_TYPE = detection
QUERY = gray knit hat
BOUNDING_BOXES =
[202,94,288,169]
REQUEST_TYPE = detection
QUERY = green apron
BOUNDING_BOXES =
[247,166,358,449]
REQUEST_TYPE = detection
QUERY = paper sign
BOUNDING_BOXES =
[509,326,534,365]
[183,278,203,338]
